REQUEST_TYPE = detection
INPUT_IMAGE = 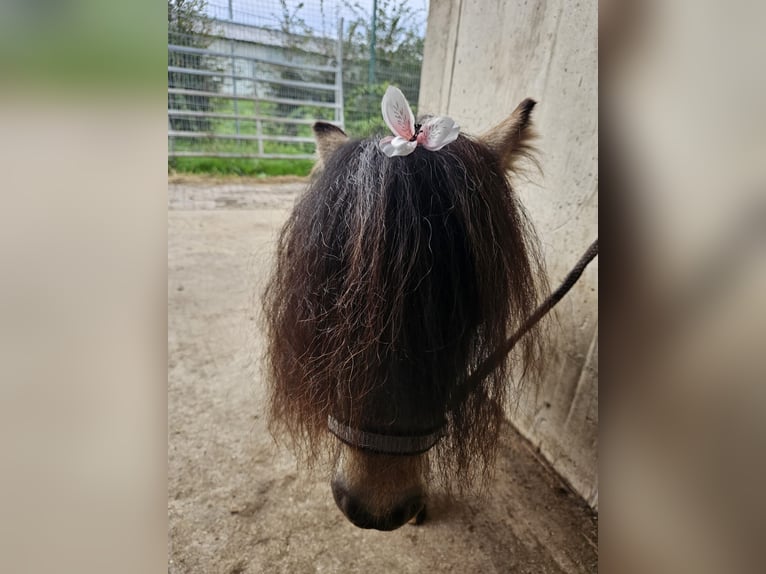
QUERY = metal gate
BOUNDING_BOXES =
[168,19,344,160]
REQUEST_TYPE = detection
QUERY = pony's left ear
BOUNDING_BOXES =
[478,98,537,173]
[313,122,348,163]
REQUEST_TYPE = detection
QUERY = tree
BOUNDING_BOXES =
[267,0,427,137]
[168,0,219,133]
[341,0,426,135]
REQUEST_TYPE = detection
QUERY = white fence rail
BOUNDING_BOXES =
[168,19,344,160]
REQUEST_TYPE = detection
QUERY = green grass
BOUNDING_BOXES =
[169,128,317,176]
[169,156,315,177]
[167,94,344,176]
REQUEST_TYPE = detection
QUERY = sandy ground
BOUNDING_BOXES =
[168,180,598,573]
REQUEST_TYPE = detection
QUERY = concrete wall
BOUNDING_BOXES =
[419,0,598,508]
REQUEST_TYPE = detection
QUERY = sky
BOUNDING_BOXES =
[204,0,429,39]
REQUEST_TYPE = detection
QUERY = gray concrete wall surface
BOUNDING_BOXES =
[419,0,598,508]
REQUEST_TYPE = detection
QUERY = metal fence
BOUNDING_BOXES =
[168,0,426,161]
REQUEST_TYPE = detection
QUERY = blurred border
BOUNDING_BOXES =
[0,1,167,573]
[602,0,766,572]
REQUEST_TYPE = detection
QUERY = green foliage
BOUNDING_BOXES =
[168,1,219,132]
[343,0,426,63]
[341,0,425,136]
[277,0,312,37]
[343,82,390,136]
[168,0,211,37]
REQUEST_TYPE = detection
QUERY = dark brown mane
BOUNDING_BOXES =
[263,133,545,489]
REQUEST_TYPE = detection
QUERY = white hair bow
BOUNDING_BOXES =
[379,86,460,157]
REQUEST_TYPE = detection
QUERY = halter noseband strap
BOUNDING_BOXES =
[327,416,445,455]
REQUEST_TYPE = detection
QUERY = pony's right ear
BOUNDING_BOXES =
[478,98,537,173]
[313,122,348,163]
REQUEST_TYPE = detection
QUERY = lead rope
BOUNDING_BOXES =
[328,239,599,454]
[451,238,599,408]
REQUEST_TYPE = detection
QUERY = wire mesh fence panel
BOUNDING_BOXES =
[168,0,428,165]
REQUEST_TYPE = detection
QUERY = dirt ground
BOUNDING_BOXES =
[168,180,598,574]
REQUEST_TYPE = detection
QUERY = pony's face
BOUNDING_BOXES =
[265,99,543,530]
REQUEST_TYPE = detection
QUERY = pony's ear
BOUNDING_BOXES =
[313,122,348,163]
[478,98,537,173]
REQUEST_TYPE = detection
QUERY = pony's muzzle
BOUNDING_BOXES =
[331,478,425,531]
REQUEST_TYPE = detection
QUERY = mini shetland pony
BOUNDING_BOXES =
[264,96,545,530]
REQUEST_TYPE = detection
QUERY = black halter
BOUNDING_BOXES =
[327,416,445,456]
[328,239,599,455]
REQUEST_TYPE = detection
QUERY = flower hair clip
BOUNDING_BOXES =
[379,86,460,157]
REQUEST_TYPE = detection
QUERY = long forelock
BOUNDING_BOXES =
[264,135,546,489]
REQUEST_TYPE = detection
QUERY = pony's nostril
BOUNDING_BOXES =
[409,502,427,525]
[389,504,406,527]
[331,479,350,513]
[396,497,424,526]
[332,483,373,527]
